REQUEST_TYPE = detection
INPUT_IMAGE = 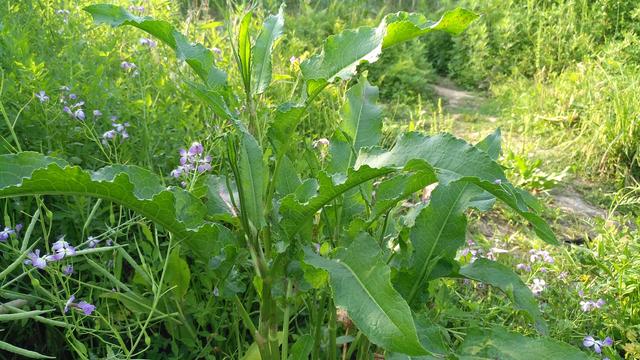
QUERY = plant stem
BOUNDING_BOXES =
[281,279,293,360]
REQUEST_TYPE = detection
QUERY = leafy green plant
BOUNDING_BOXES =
[0,4,593,358]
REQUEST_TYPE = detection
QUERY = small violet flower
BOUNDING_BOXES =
[171,142,212,186]
[35,90,50,103]
[529,249,554,264]
[516,263,531,272]
[102,121,130,144]
[0,226,15,241]
[25,249,48,269]
[63,295,96,316]
[87,236,100,248]
[128,5,144,13]
[529,278,546,296]
[15,223,23,232]
[139,37,157,48]
[52,238,76,258]
[93,110,102,117]
[583,336,613,354]
[580,299,605,312]
[62,264,74,276]
[120,61,137,71]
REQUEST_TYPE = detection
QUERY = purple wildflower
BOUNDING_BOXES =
[74,109,85,121]
[25,249,48,269]
[583,336,613,354]
[580,298,605,312]
[494,179,502,185]
[139,37,157,48]
[213,287,220,297]
[35,90,50,103]
[52,238,76,258]
[529,249,554,264]
[516,263,531,272]
[93,109,102,117]
[212,47,222,55]
[289,56,298,64]
[106,239,113,246]
[128,5,144,13]
[171,142,212,185]
[64,295,96,315]
[102,121,130,144]
[64,295,75,313]
[120,61,137,71]
[87,236,100,248]
[62,264,74,276]
[68,93,77,100]
[76,301,96,315]
[0,227,15,241]
[529,278,546,296]
[14,223,23,232]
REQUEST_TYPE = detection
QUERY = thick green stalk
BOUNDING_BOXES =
[281,279,293,360]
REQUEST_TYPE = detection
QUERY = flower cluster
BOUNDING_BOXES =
[529,249,554,264]
[128,5,145,13]
[459,239,483,262]
[529,278,546,296]
[583,336,613,354]
[580,298,605,312]
[35,90,50,103]
[60,87,86,121]
[24,238,76,270]
[0,224,20,241]
[102,119,130,144]
[64,295,96,316]
[170,142,212,187]
[139,37,157,48]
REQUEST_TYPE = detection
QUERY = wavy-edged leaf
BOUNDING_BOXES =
[84,4,226,88]
[0,152,227,260]
[301,25,385,95]
[251,4,285,94]
[304,234,427,355]
[341,75,382,165]
[268,102,306,154]
[476,128,502,161]
[382,8,479,48]
[460,258,547,334]
[279,165,400,238]
[300,8,477,95]
[458,326,592,360]
[357,133,557,245]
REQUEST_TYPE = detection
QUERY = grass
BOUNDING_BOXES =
[0,0,639,358]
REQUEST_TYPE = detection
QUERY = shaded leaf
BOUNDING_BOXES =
[458,326,592,360]
[341,75,382,159]
[237,131,266,232]
[0,152,225,260]
[459,258,547,334]
[304,234,427,355]
[166,246,191,299]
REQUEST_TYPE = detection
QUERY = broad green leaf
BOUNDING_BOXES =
[279,166,400,238]
[251,4,285,94]
[238,131,266,232]
[341,75,382,160]
[275,155,302,196]
[300,8,477,95]
[186,81,235,120]
[386,316,449,359]
[357,133,557,245]
[166,246,191,299]
[268,102,306,154]
[458,326,592,360]
[370,171,436,221]
[476,128,502,161]
[396,180,481,301]
[194,174,238,223]
[382,8,479,48]
[304,234,427,355]
[301,25,385,96]
[238,11,253,93]
[288,334,314,360]
[460,258,547,334]
[0,340,54,359]
[0,152,226,260]
[84,4,226,88]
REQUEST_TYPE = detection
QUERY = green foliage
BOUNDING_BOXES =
[0,1,609,359]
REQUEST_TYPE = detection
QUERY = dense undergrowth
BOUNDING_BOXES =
[0,1,639,359]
